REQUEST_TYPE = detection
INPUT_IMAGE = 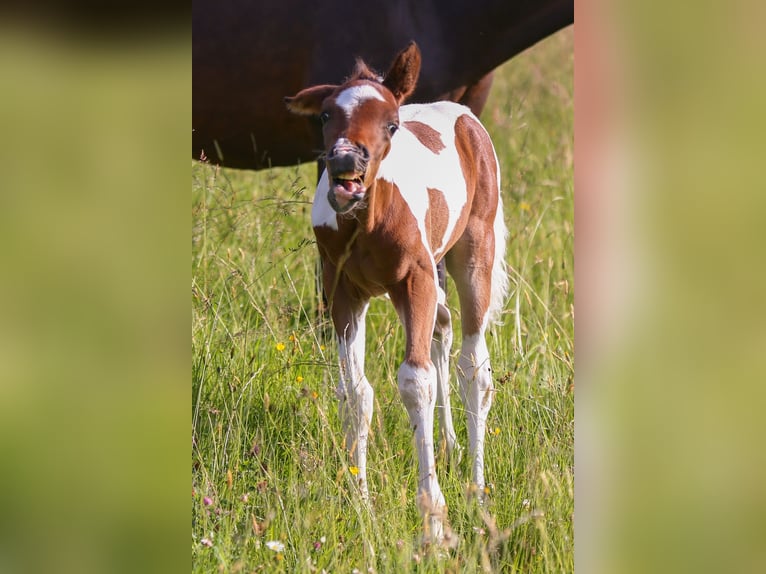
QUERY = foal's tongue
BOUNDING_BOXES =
[333,178,364,200]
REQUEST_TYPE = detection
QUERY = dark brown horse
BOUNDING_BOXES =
[193,0,573,170]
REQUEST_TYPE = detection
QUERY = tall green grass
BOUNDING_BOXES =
[192,28,572,573]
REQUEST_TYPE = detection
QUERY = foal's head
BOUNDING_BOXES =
[285,43,421,213]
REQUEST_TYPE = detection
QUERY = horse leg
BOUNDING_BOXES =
[325,263,374,499]
[457,330,493,497]
[431,286,460,465]
[446,228,496,497]
[390,270,448,542]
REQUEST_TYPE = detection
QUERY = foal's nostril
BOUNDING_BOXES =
[330,138,368,159]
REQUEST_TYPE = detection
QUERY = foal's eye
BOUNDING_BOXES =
[319,111,330,126]
[387,122,399,135]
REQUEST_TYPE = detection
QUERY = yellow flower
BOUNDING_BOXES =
[493,427,501,436]
[296,375,304,383]
[275,342,286,352]
[520,201,531,212]
[311,391,318,400]
[349,466,359,476]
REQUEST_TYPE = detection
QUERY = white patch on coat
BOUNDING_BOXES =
[335,84,386,117]
[377,102,474,258]
[312,169,338,230]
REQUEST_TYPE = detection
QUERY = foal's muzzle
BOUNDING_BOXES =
[326,138,369,213]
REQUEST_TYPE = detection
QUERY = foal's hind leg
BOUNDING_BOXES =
[431,286,460,464]
[446,230,496,496]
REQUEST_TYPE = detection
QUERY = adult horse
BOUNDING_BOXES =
[193,0,573,170]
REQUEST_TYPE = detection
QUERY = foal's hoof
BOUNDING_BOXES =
[420,521,459,552]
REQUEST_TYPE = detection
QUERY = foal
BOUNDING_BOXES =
[285,43,508,542]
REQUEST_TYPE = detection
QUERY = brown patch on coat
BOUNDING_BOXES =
[426,188,449,253]
[404,121,446,154]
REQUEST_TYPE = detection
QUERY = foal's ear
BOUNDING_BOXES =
[284,84,337,116]
[383,42,421,104]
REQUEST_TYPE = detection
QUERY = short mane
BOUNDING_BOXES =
[350,58,383,83]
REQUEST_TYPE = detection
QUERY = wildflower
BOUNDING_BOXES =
[202,496,213,507]
[275,342,286,352]
[201,537,213,547]
[349,466,359,476]
[492,427,501,436]
[266,540,285,552]
[311,391,319,400]
[520,201,531,212]
[296,375,304,383]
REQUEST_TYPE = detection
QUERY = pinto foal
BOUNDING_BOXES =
[285,43,508,542]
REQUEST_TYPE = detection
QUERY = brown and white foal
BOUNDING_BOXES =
[285,43,508,542]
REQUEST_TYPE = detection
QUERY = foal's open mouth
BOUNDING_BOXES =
[329,171,366,212]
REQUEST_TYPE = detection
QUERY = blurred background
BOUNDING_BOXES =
[1,0,765,572]
[576,0,766,573]
[0,6,188,574]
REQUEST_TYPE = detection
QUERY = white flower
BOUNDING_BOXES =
[266,540,285,552]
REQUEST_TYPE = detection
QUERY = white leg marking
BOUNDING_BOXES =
[457,330,494,494]
[431,290,459,462]
[397,360,447,541]
[336,302,374,499]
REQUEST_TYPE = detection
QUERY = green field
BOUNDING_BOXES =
[192,27,573,573]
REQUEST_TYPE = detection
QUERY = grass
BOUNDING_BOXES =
[192,27,573,573]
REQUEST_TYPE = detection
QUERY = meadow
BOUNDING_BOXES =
[192,27,573,573]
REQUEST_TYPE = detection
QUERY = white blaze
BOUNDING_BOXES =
[335,84,386,117]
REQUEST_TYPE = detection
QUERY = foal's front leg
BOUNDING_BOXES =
[390,272,448,542]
